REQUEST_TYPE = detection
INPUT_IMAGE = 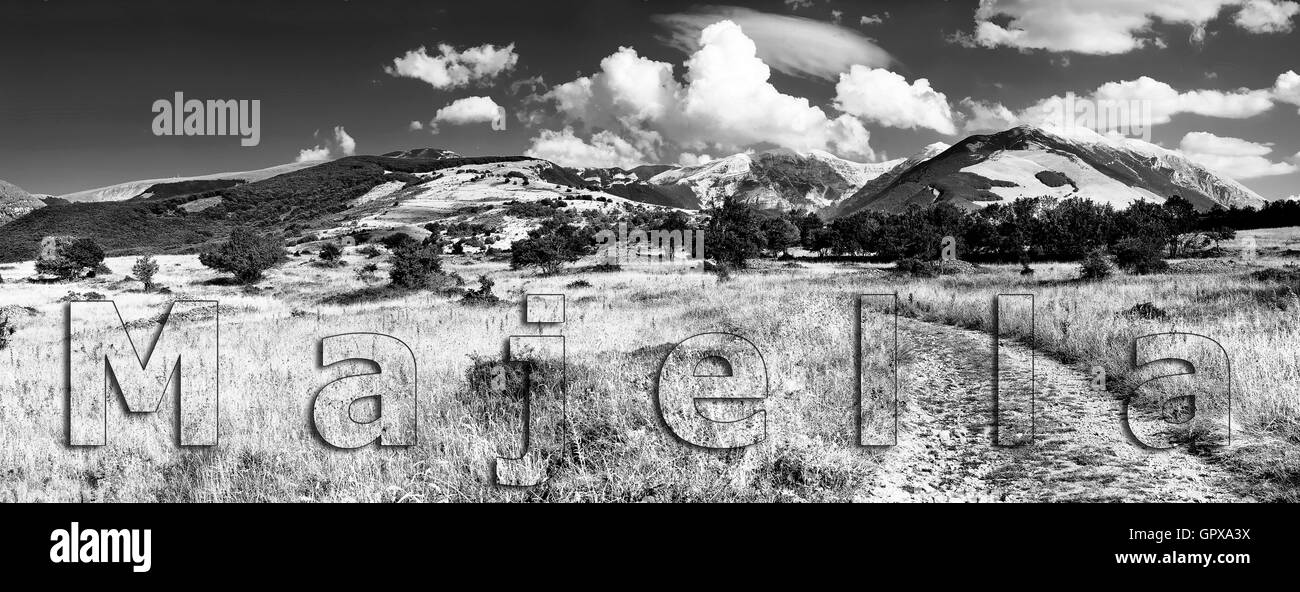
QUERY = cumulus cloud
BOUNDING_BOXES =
[834,66,957,134]
[1179,131,1299,178]
[409,120,423,131]
[1274,70,1300,112]
[1017,76,1276,129]
[430,96,504,132]
[384,43,518,89]
[654,7,892,81]
[524,127,649,169]
[960,98,1021,132]
[678,152,714,166]
[860,14,888,26]
[1235,0,1300,32]
[536,20,877,163]
[959,1,1298,54]
[295,126,356,163]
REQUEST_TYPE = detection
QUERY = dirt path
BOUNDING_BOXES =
[855,316,1253,503]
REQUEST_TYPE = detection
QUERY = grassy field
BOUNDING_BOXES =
[1,232,1298,502]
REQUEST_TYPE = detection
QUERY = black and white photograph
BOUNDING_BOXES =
[0,0,1296,575]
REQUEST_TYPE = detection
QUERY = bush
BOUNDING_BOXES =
[199,226,285,284]
[379,233,415,250]
[461,275,500,305]
[131,254,160,291]
[318,242,343,263]
[1113,237,1168,275]
[509,219,595,275]
[358,245,382,259]
[354,262,381,283]
[1078,249,1112,280]
[35,237,106,280]
[388,242,443,289]
[894,258,938,278]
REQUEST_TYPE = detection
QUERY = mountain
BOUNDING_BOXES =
[59,161,320,203]
[841,125,1266,215]
[646,148,906,215]
[0,153,658,262]
[0,179,46,225]
[824,142,951,218]
[576,165,699,209]
[381,148,462,159]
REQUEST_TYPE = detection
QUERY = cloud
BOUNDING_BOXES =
[295,146,331,163]
[834,66,957,134]
[1235,0,1300,32]
[654,7,892,81]
[537,20,877,162]
[295,126,356,163]
[384,43,518,89]
[1019,76,1276,128]
[430,96,504,132]
[1179,131,1299,178]
[960,98,1021,132]
[524,127,649,169]
[409,120,423,131]
[1273,70,1300,112]
[783,0,815,10]
[959,1,1297,55]
[860,14,888,26]
[678,152,714,166]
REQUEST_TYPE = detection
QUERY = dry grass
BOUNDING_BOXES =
[2,243,1298,502]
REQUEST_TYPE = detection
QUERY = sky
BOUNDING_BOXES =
[1,0,1298,199]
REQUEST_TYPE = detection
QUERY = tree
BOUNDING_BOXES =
[379,233,415,250]
[388,241,443,289]
[510,219,595,275]
[318,242,343,263]
[36,237,106,280]
[760,217,801,257]
[705,196,766,269]
[131,254,160,291]
[199,226,285,284]
[1162,195,1197,257]
[1078,249,1113,280]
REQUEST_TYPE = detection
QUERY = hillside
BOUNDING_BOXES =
[842,125,1267,215]
[577,165,699,209]
[58,161,321,203]
[647,148,902,215]
[0,179,45,225]
[0,153,658,262]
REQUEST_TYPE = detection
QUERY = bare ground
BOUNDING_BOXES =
[856,316,1254,503]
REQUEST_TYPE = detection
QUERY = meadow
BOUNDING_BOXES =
[1,229,1298,502]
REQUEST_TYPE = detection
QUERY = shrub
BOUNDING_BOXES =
[35,237,106,280]
[358,245,382,259]
[1079,249,1112,280]
[131,254,160,291]
[354,262,381,283]
[461,275,500,305]
[199,226,285,284]
[388,242,443,289]
[894,258,938,278]
[318,242,343,263]
[1113,237,1168,275]
[379,233,415,250]
[509,219,595,275]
